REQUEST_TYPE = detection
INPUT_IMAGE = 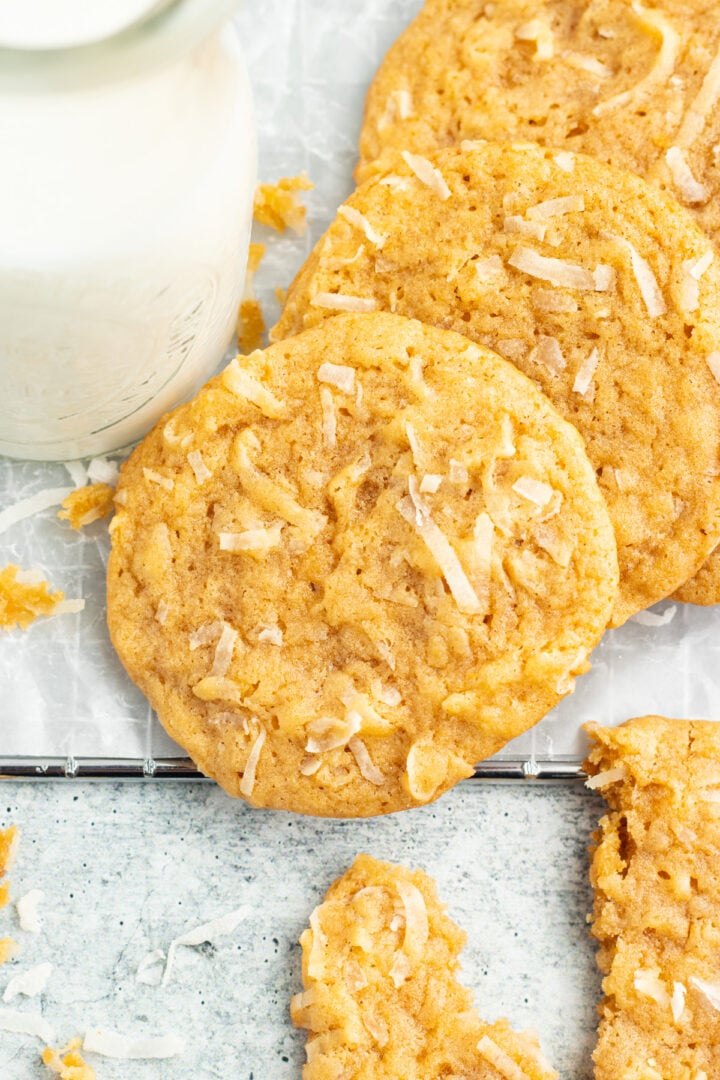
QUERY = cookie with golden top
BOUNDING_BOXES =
[274,142,720,626]
[108,312,617,817]
[586,717,720,1080]
[357,0,720,252]
[292,854,558,1079]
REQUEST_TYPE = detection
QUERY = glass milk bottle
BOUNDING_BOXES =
[0,0,256,460]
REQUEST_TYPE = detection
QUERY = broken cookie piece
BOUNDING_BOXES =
[292,853,557,1079]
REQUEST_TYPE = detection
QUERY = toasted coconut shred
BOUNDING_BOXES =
[507,247,596,291]
[305,714,362,755]
[665,146,709,205]
[395,879,428,959]
[634,968,669,1006]
[16,889,43,934]
[689,975,720,1010]
[675,46,720,150]
[187,449,212,484]
[563,51,613,78]
[142,468,174,492]
[526,195,585,219]
[0,487,74,535]
[317,361,356,394]
[604,232,666,316]
[209,623,238,678]
[222,361,285,418]
[678,249,713,313]
[477,1034,533,1080]
[631,605,676,626]
[3,962,52,1003]
[307,907,328,979]
[310,292,378,313]
[503,215,546,241]
[671,980,687,1023]
[593,1,679,116]
[400,151,451,200]
[161,905,251,986]
[320,386,337,448]
[573,346,601,398]
[348,737,385,785]
[585,766,626,790]
[515,18,554,60]
[218,522,284,554]
[0,1007,54,1043]
[83,1029,186,1060]
[239,724,266,797]
[706,351,720,384]
[529,335,566,375]
[338,204,387,249]
[511,476,554,508]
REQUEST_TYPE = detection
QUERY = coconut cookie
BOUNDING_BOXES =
[274,142,720,625]
[585,717,720,1080]
[108,313,617,817]
[356,0,720,251]
[672,545,720,605]
[292,854,558,1079]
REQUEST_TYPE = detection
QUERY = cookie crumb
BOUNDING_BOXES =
[58,483,115,529]
[42,1039,96,1079]
[0,566,71,631]
[253,174,313,235]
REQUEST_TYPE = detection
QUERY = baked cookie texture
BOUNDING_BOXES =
[107,312,617,817]
[356,0,720,253]
[292,853,558,1079]
[585,717,720,1080]
[274,142,720,626]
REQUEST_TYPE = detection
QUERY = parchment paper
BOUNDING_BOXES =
[1,0,719,764]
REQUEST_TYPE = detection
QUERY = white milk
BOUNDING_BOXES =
[0,5,256,460]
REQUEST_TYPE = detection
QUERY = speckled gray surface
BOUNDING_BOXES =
[0,780,603,1078]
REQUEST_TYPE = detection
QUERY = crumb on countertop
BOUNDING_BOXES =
[237,241,268,354]
[0,567,67,632]
[0,826,19,960]
[57,483,115,530]
[253,173,314,234]
[42,1038,96,1079]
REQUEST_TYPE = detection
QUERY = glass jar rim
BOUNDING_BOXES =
[0,0,242,91]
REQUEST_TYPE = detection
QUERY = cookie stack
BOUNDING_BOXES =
[108,1,720,818]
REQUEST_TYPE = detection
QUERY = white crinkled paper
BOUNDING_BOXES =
[1,0,719,765]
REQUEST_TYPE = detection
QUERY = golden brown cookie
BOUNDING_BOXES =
[292,853,558,1079]
[672,545,720,605]
[108,312,617,817]
[274,142,720,626]
[585,717,720,1080]
[356,0,720,253]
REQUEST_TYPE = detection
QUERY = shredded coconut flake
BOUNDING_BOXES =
[477,1034,533,1080]
[378,173,410,193]
[529,335,566,374]
[0,487,74,535]
[593,2,679,116]
[83,1029,186,1060]
[210,623,237,679]
[515,18,554,60]
[87,457,120,485]
[508,246,596,290]
[689,976,720,1011]
[419,474,442,494]
[3,963,52,1002]
[634,968,669,1006]
[187,449,212,484]
[143,468,174,492]
[161,906,251,987]
[563,51,613,78]
[631,606,677,627]
[306,713,361,754]
[593,264,616,291]
[512,476,554,507]
[448,459,469,485]
[405,422,425,471]
[389,951,412,987]
[16,890,44,933]
[189,621,223,650]
[474,254,505,282]
[258,625,283,646]
[299,755,322,776]
[527,195,585,219]
[348,737,385,785]
[239,725,266,798]
[395,879,428,959]
[310,292,377,313]
[665,146,709,205]
[573,346,601,398]
[0,1007,54,1043]
[218,522,284,553]
[503,215,546,241]
[396,496,481,615]
[338,205,386,249]
[585,766,626,790]
[308,907,327,978]
[319,386,338,449]
[401,151,451,199]
[675,47,720,150]
[553,151,575,172]
[671,981,687,1023]
[317,362,356,394]
[64,461,87,487]
[707,352,720,384]
[222,361,285,418]
[136,950,166,986]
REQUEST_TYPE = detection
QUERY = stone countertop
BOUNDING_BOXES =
[0,780,603,1078]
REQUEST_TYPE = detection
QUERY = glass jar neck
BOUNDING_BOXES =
[0,0,242,92]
